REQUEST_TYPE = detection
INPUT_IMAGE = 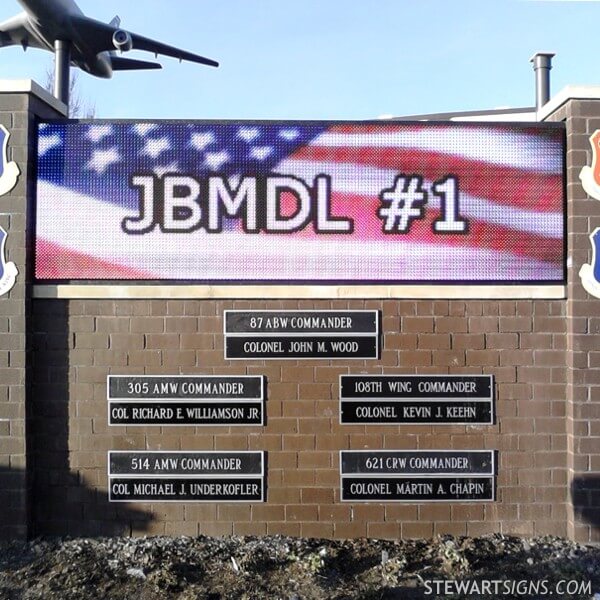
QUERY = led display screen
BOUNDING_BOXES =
[34,121,564,283]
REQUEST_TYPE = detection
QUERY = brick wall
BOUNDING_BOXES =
[30,297,569,539]
[546,97,600,543]
[0,87,65,539]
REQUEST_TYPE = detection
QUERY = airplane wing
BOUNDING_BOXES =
[70,15,219,68]
[0,12,47,50]
[123,31,219,68]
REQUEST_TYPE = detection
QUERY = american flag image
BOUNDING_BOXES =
[35,121,564,282]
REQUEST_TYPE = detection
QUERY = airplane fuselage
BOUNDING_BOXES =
[16,0,113,77]
[76,50,113,78]
[1,0,218,86]
[17,0,83,20]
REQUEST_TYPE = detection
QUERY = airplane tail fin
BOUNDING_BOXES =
[109,15,121,28]
[110,56,162,71]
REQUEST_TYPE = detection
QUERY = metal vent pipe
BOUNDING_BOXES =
[530,52,555,111]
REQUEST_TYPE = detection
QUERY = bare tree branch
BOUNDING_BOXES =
[44,62,96,118]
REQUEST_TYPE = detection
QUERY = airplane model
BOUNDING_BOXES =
[0,0,219,103]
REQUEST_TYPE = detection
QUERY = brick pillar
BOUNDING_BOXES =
[544,89,600,543]
[0,82,65,539]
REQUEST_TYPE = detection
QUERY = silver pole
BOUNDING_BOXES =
[54,40,71,109]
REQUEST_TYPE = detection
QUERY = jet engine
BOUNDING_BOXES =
[112,30,133,52]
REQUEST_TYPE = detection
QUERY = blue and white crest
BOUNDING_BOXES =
[0,125,20,196]
[0,226,17,297]
[580,228,600,298]
[580,131,600,298]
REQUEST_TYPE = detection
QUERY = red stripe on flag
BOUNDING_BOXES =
[289,146,562,212]
[35,240,151,280]
[282,192,562,265]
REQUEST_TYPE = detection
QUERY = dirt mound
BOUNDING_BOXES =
[0,534,599,599]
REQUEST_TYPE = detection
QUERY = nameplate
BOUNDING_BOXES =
[108,451,265,502]
[340,375,494,425]
[108,375,265,426]
[340,450,495,502]
[224,310,380,360]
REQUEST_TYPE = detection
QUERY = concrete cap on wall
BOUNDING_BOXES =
[538,85,600,121]
[0,79,67,116]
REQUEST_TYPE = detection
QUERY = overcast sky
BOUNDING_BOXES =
[0,0,598,119]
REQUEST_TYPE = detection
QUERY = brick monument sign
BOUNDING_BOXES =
[1,81,599,543]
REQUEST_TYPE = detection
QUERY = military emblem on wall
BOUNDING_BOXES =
[0,125,19,297]
[0,125,20,196]
[0,227,18,297]
[579,130,600,297]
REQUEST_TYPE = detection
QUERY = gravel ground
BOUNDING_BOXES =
[0,534,599,599]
